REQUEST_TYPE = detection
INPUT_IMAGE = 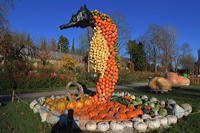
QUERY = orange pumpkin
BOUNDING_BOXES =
[126,111,138,119]
[135,109,143,116]
[89,110,99,118]
[91,116,102,123]
[115,112,128,121]
[104,116,115,121]
[67,101,76,109]
[84,98,93,106]
[99,111,109,119]
[75,101,84,109]
[56,101,66,113]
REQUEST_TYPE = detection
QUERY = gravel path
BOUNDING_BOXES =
[0,83,148,102]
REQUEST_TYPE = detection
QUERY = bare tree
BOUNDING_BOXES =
[139,24,162,72]
[50,38,57,51]
[0,0,14,29]
[160,26,177,72]
[109,11,131,55]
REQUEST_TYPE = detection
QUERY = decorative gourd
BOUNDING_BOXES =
[97,122,109,132]
[166,115,177,125]
[86,121,97,131]
[84,99,93,106]
[173,104,185,118]
[33,104,41,113]
[56,101,66,113]
[159,108,168,116]
[30,99,38,109]
[122,120,133,128]
[67,101,76,109]
[110,121,124,131]
[38,97,45,104]
[134,121,147,132]
[181,104,192,116]
[146,119,160,129]
[132,118,144,123]
[91,116,101,123]
[75,101,84,109]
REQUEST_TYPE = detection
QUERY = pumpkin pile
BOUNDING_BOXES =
[90,10,120,104]
[30,92,192,132]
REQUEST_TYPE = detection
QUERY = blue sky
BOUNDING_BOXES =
[7,0,200,58]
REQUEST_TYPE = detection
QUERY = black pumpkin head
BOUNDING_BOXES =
[60,5,94,30]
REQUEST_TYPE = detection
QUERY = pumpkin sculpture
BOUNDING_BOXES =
[166,72,190,87]
[60,5,120,103]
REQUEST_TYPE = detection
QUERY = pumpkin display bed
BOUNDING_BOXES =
[30,92,192,132]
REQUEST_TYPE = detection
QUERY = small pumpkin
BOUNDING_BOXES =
[122,120,133,128]
[75,101,84,109]
[110,121,124,131]
[115,112,128,121]
[97,122,110,132]
[146,119,160,129]
[181,103,192,116]
[84,98,93,106]
[89,110,99,118]
[126,111,138,119]
[99,111,109,119]
[56,101,66,113]
[67,101,76,109]
[91,116,102,123]
[134,121,147,132]
[167,115,177,125]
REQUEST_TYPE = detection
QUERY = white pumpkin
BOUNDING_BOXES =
[134,121,147,132]
[110,121,124,131]
[46,114,60,124]
[158,117,168,127]
[97,122,109,132]
[122,120,133,128]
[146,119,160,129]
[29,99,38,109]
[86,121,97,131]
[38,97,45,104]
[173,104,185,118]
[39,108,49,122]
[142,114,151,120]
[132,118,143,123]
[167,99,176,105]
[141,95,148,100]
[167,115,177,125]
[181,104,192,116]
[150,97,158,103]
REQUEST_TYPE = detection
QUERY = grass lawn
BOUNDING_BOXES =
[0,85,200,133]
[0,82,96,96]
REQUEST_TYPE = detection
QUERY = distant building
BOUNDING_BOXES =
[194,49,200,74]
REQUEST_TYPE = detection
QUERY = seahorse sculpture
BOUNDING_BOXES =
[60,5,120,104]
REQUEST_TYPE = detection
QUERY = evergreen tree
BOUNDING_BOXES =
[126,40,147,71]
[58,35,69,53]
[71,39,75,54]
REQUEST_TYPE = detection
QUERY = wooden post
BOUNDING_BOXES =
[12,90,15,102]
